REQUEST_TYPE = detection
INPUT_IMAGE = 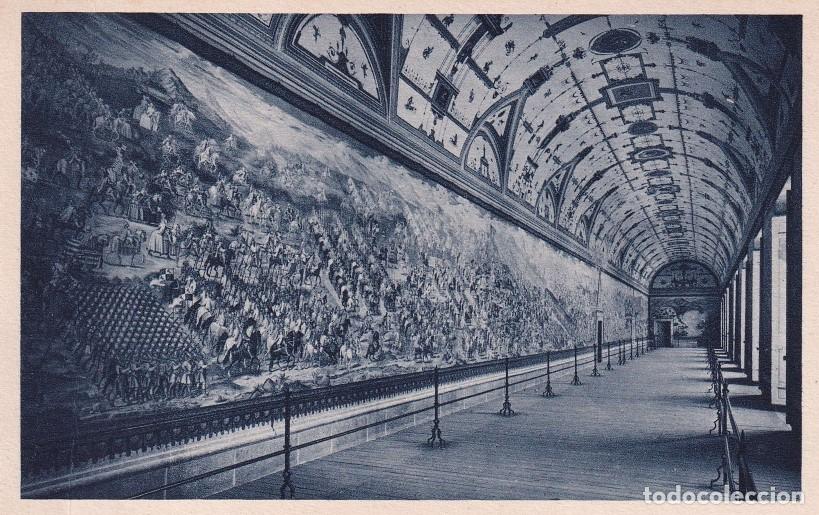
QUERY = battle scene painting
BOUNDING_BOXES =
[21,13,647,431]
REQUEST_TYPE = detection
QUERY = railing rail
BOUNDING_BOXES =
[707,343,757,496]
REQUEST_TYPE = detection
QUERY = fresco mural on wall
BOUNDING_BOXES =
[651,261,718,291]
[650,296,719,341]
[649,261,719,346]
[21,13,646,425]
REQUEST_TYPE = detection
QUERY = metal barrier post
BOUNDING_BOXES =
[635,339,640,358]
[590,344,602,377]
[428,366,445,448]
[709,370,721,435]
[542,350,555,397]
[618,341,625,366]
[279,385,295,499]
[571,345,582,385]
[710,449,730,490]
[738,430,757,496]
[721,382,729,436]
[629,340,634,360]
[606,342,613,371]
[498,357,516,416]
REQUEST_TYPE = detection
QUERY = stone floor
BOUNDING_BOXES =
[213,347,800,500]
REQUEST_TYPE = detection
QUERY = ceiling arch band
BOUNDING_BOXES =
[247,13,798,285]
[393,14,797,281]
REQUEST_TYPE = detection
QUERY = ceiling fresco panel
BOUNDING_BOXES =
[396,14,798,280]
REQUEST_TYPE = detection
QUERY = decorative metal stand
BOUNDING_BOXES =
[708,359,721,409]
[709,386,721,435]
[570,345,582,385]
[720,382,729,435]
[542,350,555,397]
[590,344,602,377]
[618,341,625,366]
[498,357,516,416]
[605,342,613,371]
[279,385,295,499]
[710,454,727,490]
[428,366,445,448]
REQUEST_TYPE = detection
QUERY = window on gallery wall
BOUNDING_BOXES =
[536,186,556,222]
[294,14,380,100]
[465,133,501,187]
[250,14,274,27]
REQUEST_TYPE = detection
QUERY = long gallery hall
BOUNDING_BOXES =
[19,12,801,501]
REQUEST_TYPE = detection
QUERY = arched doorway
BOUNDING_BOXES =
[652,307,675,348]
[648,261,720,348]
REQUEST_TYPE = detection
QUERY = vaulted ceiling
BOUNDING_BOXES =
[394,15,800,281]
[155,13,801,287]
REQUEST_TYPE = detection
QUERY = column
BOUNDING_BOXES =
[743,256,752,376]
[786,180,801,433]
[721,291,727,350]
[735,267,744,366]
[770,211,787,406]
[727,279,736,358]
[736,264,748,370]
[751,244,761,383]
[759,212,773,402]
[719,294,723,350]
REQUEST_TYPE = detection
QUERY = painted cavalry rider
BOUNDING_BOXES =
[243,318,262,365]
[364,330,381,360]
[266,322,284,372]
[321,332,338,364]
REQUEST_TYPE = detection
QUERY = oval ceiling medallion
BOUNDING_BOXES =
[628,120,658,135]
[589,28,643,55]
[633,147,672,161]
